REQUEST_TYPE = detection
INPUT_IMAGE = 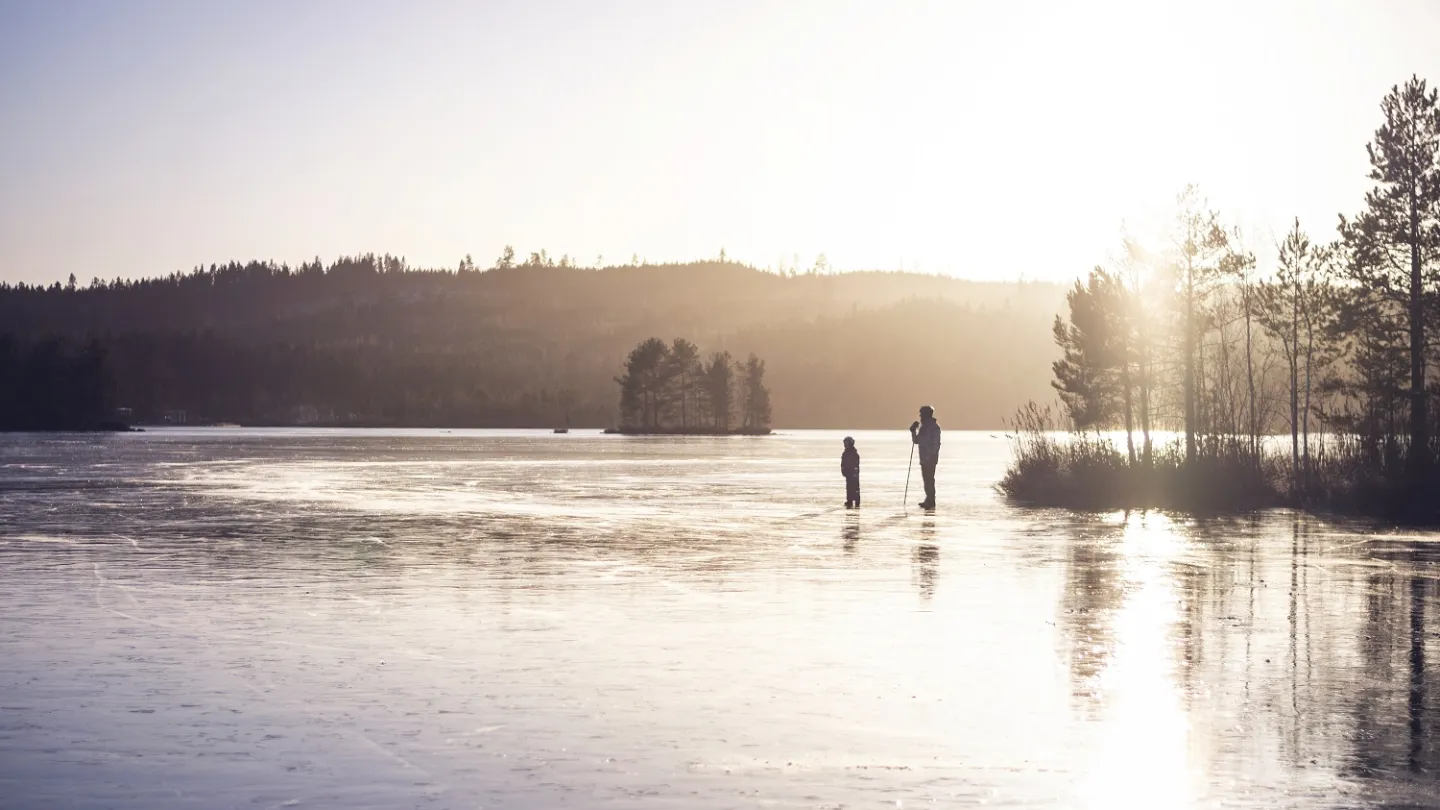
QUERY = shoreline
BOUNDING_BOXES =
[602,427,772,436]
[0,423,143,433]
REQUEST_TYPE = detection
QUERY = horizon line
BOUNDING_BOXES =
[6,254,1062,290]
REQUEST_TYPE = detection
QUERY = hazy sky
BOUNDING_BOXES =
[4,0,1440,285]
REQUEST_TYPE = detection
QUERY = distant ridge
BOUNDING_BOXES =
[0,257,1065,429]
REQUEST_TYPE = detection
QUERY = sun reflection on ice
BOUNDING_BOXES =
[1078,511,1198,809]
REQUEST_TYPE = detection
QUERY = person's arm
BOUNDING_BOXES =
[910,421,920,443]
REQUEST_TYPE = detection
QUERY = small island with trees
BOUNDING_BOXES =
[1000,75,1440,523]
[611,338,772,434]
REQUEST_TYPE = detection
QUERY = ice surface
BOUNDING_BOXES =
[1,428,1438,808]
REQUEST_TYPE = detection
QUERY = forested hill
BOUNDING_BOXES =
[0,256,1065,429]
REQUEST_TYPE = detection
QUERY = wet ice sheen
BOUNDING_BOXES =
[0,429,1437,809]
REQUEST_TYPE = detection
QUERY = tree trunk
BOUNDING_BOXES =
[1303,322,1313,487]
[1129,261,1154,468]
[1289,354,1299,478]
[1409,191,1429,480]
[1140,337,1153,468]
[1291,285,1300,482]
[1121,326,1136,466]
[1184,254,1197,464]
[1244,284,1259,464]
[1195,323,1207,457]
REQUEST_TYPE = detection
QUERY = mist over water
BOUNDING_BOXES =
[1,429,1437,808]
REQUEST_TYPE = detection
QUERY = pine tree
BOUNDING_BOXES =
[1339,76,1440,479]
[1300,245,1342,475]
[1168,186,1231,464]
[739,354,772,432]
[614,338,671,429]
[668,338,701,429]
[1258,220,1341,484]
[702,352,733,432]
[1051,267,1130,442]
[1259,220,1312,479]
[1220,238,1261,461]
[1329,274,1411,452]
[1120,237,1157,467]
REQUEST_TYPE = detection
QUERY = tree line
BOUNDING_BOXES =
[0,336,114,431]
[0,253,1061,429]
[1008,75,1440,519]
[614,338,771,433]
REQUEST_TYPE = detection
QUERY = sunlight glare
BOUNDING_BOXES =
[1078,512,1197,809]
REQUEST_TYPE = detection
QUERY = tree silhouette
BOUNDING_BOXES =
[1258,220,1340,483]
[1008,76,1440,518]
[1051,267,1130,436]
[0,336,113,430]
[1339,76,1440,482]
[702,351,733,431]
[0,252,1064,430]
[1168,186,1232,463]
[613,341,769,433]
[739,354,772,432]
[668,338,701,429]
[616,338,671,430]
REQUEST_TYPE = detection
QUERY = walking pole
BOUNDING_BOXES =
[902,441,915,513]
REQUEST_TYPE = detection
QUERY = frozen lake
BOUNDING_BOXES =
[1,429,1437,809]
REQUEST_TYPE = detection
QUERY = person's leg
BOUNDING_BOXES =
[921,463,936,506]
[846,474,859,507]
[853,475,861,507]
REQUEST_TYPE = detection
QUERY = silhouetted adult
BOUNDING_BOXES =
[910,405,942,509]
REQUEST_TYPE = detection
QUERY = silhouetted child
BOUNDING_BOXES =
[842,436,860,508]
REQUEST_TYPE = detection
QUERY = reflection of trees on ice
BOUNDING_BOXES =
[1058,510,1440,806]
[2,433,1439,808]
